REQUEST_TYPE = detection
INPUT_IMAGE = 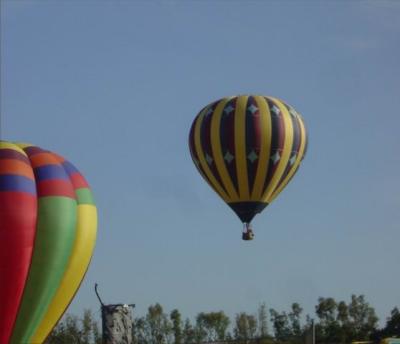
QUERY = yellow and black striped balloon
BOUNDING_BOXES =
[188,95,307,225]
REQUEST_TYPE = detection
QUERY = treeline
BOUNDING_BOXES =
[46,294,400,344]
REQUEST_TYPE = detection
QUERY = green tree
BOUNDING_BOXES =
[383,307,400,337]
[81,309,94,344]
[315,297,340,343]
[182,318,196,344]
[348,294,378,340]
[371,306,400,341]
[133,316,147,344]
[316,297,337,324]
[337,301,349,324]
[45,310,101,344]
[336,300,352,343]
[195,311,230,342]
[170,309,182,344]
[258,302,269,338]
[288,303,303,337]
[46,314,82,344]
[145,303,172,344]
[234,312,257,342]
[269,308,291,342]
[92,320,102,344]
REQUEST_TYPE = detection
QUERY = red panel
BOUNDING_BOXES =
[29,153,59,168]
[37,180,76,199]
[50,152,66,163]
[0,159,35,179]
[69,173,89,189]
[0,192,37,344]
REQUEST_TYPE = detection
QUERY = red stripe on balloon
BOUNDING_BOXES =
[69,173,89,189]
[245,96,262,194]
[50,152,66,163]
[29,153,59,168]
[262,98,286,193]
[0,192,37,344]
[36,180,76,199]
[0,160,35,180]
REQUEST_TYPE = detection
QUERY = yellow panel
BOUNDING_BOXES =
[269,113,307,202]
[211,97,239,201]
[261,98,294,203]
[194,107,230,202]
[234,96,250,200]
[15,142,35,149]
[30,205,97,343]
[0,141,28,156]
[250,96,272,200]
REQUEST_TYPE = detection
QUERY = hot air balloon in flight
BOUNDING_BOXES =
[188,95,307,240]
[0,141,97,344]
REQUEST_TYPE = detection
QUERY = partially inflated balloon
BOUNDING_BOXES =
[188,95,307,235]
[0,142,97,344]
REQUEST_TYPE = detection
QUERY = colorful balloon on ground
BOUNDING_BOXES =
[188,95,307,239]
[0,142,97,344]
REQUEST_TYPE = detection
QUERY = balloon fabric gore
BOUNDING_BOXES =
[0,141,97,344]
[188,95,308,240]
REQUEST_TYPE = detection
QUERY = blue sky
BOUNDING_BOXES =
[1,0,400,326]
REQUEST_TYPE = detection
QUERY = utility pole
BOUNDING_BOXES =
[305,319,315,344]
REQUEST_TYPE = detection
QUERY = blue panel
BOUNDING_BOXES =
[0,175,36,195]
[61,160,79,176]
[34,165,69,181]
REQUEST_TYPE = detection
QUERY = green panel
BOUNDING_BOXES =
[75,188,95,205]
[11,197,77,344]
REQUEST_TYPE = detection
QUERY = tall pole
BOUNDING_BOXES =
[305,319,315,344]
[312,319,315,344]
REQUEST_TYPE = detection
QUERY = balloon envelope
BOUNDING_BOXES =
[188,95,307,226]
[0,142,97,344]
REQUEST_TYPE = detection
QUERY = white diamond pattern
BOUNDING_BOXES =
[224,151,234,164]
[289,154,297,166]
[248,104,258,115]
[271,105,280,115]
[224,105,234,115]
[205,154,213,165]
[247,150,258,163]
[271,151,281,164]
